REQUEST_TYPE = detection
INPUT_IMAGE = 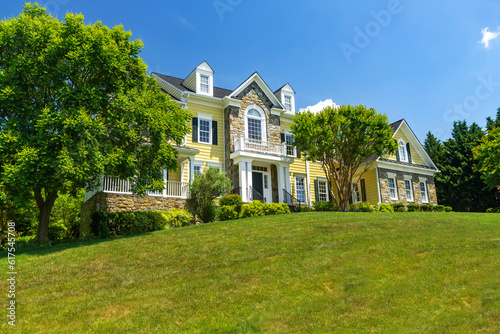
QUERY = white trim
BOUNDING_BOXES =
[306,160,312,208]
[295,175,307,204]
[352,182,362,204]
[404,179,414,202]
[207,161,223,172]
[197,115,213,145]
[196,113,213,120]
[245,105,267,142]
[404,175,412,180]
[398,139,408,163]
[316,178,329,203]
[375,161,438,176]
[387,176,398,201]
[387,172,397,178]
[229,72,284,109]
[376,168,382,204]
[418,177,428,182]
[230,150,294,163]
[419,180,429,204]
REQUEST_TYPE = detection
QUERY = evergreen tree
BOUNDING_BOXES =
[423,131,444,166]
[437,121,499,211]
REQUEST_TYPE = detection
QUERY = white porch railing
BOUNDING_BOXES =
[234,136,296,157]
[85,176,190,200]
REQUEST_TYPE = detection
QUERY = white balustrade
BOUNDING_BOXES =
[233,136,297,157]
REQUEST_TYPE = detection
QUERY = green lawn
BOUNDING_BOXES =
[1,212,499,333]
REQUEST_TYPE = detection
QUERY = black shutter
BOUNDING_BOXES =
[192,117,198,143]
[360,179,367,202]
[406,143,412,164]
[212,121,218,145]
[281,133,285,143]
[314,180,319,202]
[296,147,301,158]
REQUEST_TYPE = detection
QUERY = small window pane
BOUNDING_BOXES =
[194,166,202,175]
[296,177,305,203]
[248,118,262,140]
[420,182,428,202]
[284,95,292,111]
[318,181,328,202]
[388,177,397,200]
[405,180,413,201]
[200,75,209,93]
[199,119,210,143]
[285,133,295,156]
[248,109,261,117]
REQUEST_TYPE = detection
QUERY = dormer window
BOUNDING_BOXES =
[284,95,292,111]
[200,75,209,93]
[245,106,266,142]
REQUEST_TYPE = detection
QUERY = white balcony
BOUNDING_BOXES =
[233,136,296,157]
[84,176,190,201]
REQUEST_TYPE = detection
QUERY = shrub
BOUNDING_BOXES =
[299,206,313,212]
[219,194,243,213]
[16,235,37,248]
[407,204,421,212]
[377,203,394,212]
[161,209,194,227]
[420,204,434,212]
[216,205,239,221]
[392,203,406,212]
[314,201,340,212]
[189,167,233,223]
[48,222,68,240]
[276,203,291,214]
[433,205,445,212]
[444,206,453,212]
[486,207,500,213]
[91,210,168,238]
[350,202,377,212]
[240,201,264,218]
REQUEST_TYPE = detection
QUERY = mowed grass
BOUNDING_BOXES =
[1,213,499,333]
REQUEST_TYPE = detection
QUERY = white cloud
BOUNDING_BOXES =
[299,99,338,114]
[480,27,500,48]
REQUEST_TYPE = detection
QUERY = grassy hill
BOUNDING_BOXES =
[1,212,499,333]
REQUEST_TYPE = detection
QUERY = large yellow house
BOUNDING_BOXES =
[81,61,439,227]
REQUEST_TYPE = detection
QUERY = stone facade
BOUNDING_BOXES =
[378,168,438,205]
[80,193,189,236]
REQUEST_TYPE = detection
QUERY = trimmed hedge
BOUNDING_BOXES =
[161,209,194,228]
[313,201,339,212]
[219,194,243,213]
[486,207,500,213]
[91,211,168,238]
[216,205,239,221]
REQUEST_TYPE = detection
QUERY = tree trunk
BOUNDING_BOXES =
[34,186,58,244]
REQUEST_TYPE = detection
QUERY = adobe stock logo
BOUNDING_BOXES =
[213,0,243,22]
[340,0,406,63]
[43,0,70,16]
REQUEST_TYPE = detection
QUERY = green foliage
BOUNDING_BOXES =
[420,204,435,212]
[0,4,191,243]
[189,167,233,223]
[48,222,69,240]
[292,104,397,211]
[444,206,453,212]
[437,121,499,212]
[50,189,84,238]
[424,132,444,166]
[407,204,421,212]
[392,203,406,212]
[299,206,313,212]
[474,126,500,190]
[216,205,239,221]
[350,202,377,212]
[262,203,291,215]
[486,207,500,213]
[313,201,340,212]
[90,211,168,238]
[240,201,264,218]
[15,235,37,248]
[161,209,194,228]
[377,203,394,212]
[219,194,243,213]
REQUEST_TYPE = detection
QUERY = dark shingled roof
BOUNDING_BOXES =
[377,158,437,171]
[153,72,233,99]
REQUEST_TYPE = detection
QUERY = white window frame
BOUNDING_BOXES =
[387,176,398,200]
[284,131,296,157]
[200,74,209,93]
[284,95,292,112]
[295,176,306,204]
[398,139,408,162]
[317,179,329,203]
[245,105,266,142]
[193,160,203,175]
[419,177,428,203]
[197,113,213,145]
[404,176,413,202]
[352,182,361,204]
[207,161,223,172]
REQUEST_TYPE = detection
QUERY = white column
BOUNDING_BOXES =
[277,164,284,203]
[239,161,248,202]
[247,160,253,191]
[284,165,292,195]
[239,135,245,152]
[163,169,167,197]
[306,160,312,208]
[189,157,195,183]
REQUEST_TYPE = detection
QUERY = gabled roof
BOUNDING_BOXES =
[228,72,284,109]
[274,83,295,95]
[152,72,233,99]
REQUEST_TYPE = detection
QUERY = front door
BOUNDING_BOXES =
[252,172,264,201]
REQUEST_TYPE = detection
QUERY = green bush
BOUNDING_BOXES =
[48,222,68,240]
[161,209,194,227]
[262,202,291,215]
[216,205,239,221]
[486,207,500,213]
[16,235,37,248]
[219,194,243,213]
[240,201,264,218]
[276,203,291,214]
[299,206,313,212]
[377,203,394,212]
[351,202,377,212]
[392,203,406,212]
[407,204,421,212]
[433,205,445,212]
[444,206,453,212]
[313,201,339,212]
[420,204,434,212]
[91,210,168,238]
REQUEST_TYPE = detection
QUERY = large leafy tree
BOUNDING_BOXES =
[0,4,191,243]
[437,121,499,212]
[292,104,397,211]
[474,110,500,191]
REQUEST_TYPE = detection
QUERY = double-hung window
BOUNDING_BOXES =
[419,181,428,203]
[318,180,328,203]
[404,178,413,202]
[199,118,211,144]
[200,75,209,93]
[285,132,295,156]
[284,95,292,111]
[295,177,306,204]
[388,177,398,200]
[246,108,265,141]
[352,183,361,203]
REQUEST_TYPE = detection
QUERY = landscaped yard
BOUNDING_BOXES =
[1,212,499,333]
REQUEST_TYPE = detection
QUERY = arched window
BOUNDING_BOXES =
[245,106,266,142]
[398,139,408,162]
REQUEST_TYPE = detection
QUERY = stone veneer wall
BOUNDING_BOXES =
[378,168,438,205]
[80,193,189,237]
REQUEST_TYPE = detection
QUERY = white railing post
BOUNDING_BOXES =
[240,135,245,152]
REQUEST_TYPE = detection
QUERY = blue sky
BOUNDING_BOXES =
[3,0,500,142]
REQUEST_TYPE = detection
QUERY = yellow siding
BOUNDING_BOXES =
[358,168,379,204]
[185,102,224,164]
[383,129,425,165]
